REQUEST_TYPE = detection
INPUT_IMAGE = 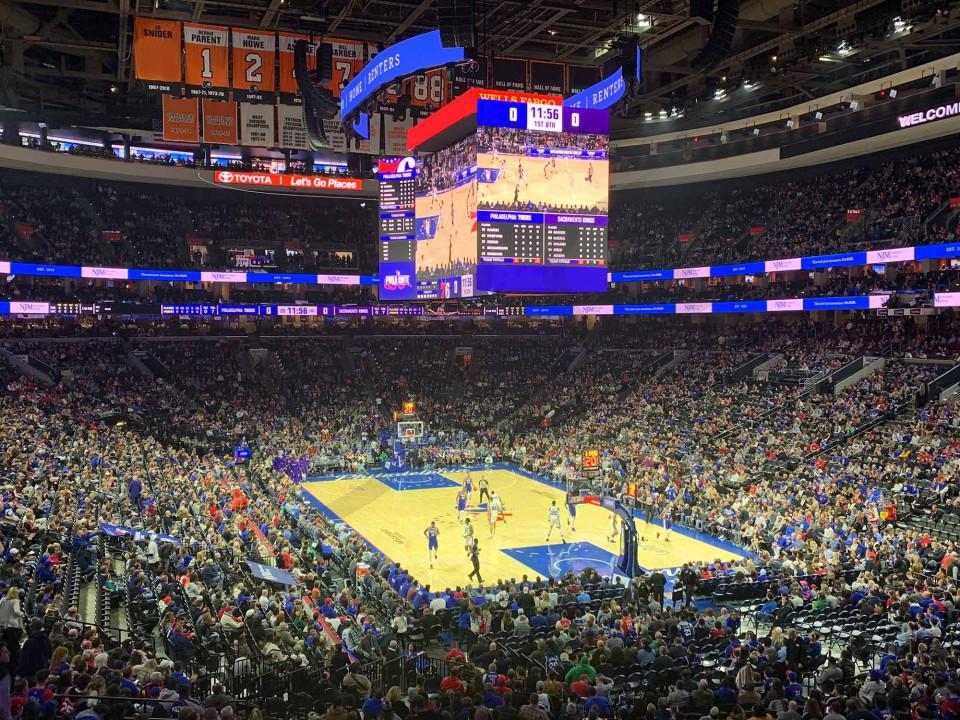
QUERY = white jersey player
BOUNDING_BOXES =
[546,500,566,543]
[462,517,475,556]
[488,491,504,539]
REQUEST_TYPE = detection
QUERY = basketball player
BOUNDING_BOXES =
[462,517,475,556]
[518,160,526,187]
[488,491,504,539]
[513,184,521,208]
[424,521,440,568]
[565,492,577,531]
[585,162,594,183]
[465,472,473,498]
[544,157,556,179]
[607,513,620,544]
[546,500,566,543]
[657,505,673,542]
[456,487,468,521]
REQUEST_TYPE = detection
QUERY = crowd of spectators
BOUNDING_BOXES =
[611,144,960,272]
[0,173,376,276]
[0,314,955,720]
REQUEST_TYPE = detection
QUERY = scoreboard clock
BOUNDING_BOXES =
[582,448,601,475]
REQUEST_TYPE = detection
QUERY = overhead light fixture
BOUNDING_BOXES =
[659,109,668,118]
[770,54,778,62]
[892,16,912,33]
[752,127,760,136]
[714,88,727,100]
[814,111,823,120]
[635,13,652,29]
[720,133,728,143]
[786,119,794,129]
[643,111,652,119]
[888,88,897,98]
[836,40,854,57]
[849,100,860,111]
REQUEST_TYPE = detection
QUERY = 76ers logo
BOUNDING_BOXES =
[383,271,412,291]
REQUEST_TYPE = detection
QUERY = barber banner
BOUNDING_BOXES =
[162,95,200,143]
[239,102,276,147]
[277,103,310,150]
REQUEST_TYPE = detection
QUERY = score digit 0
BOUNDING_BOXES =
[509,106,519,122]
[571,112,580,127]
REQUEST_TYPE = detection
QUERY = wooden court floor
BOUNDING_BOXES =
[301,467,748,590]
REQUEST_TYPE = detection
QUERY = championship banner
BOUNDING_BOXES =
[202,99,239,145]
[278,32,316,98]
[321,117,372,154]
[239,102,275,147]
[162,95,200,143]
[369,113,413,155]
[183,23,229,98]
[133,17,182,91]
[277,103,309,150]
[491,57,527,91]
[530,61,565,95]
[231,29,276,102]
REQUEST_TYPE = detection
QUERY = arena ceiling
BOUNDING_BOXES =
[0,0,958,132]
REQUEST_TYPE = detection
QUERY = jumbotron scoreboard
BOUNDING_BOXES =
[378,88,609,301]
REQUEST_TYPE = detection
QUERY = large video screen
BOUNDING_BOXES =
[414,136,477,299]
[474,101,609,293]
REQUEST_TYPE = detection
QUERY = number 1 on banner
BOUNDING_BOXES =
[200,48,213,79]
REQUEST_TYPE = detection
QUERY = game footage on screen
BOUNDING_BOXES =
[476,126,608,214]
[415,136,478,282]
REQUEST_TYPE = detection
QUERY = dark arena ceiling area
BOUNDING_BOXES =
[0,0,959,133]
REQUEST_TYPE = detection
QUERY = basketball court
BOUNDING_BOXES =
[415,182,478,273]
[301,465,749,591]
[477,153,609,212]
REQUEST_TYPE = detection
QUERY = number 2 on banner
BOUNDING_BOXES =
[245,53,263,84]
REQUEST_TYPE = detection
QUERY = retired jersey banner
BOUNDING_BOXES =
[231,29,276,102]
[327,38,370,95]
[530,61,565,94]
[239,102,275,147]
[277,104,309,150]
[202,99,239,145]
[162,95,200,143]
[134,18,182,91]
[278,33,316,98]
[183,23,229,98]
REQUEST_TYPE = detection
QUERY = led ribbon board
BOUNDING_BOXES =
[339,30,465,121]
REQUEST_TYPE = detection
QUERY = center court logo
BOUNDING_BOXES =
[383,271,412,291]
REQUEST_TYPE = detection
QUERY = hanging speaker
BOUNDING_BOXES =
[317,42,335,84]
[691,0,740,71]
[436,0,475,50]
